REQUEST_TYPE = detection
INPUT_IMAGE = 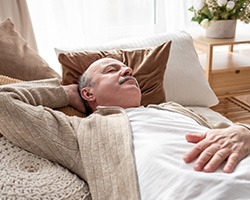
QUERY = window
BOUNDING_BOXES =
[27,0,191,74]
[27,0,157,73]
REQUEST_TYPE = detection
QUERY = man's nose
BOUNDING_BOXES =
[121,67,133,76]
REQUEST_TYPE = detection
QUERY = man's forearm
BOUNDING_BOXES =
[0,78,81,173]
[0,78,68,109]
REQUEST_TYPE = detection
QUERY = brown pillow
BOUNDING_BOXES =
[0,18,61,81]
[58,41,172,106]
[0,75,84,118]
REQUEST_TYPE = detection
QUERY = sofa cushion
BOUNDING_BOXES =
[0,18,61,81]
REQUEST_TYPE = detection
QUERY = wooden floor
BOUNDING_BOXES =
[211,95,250,124]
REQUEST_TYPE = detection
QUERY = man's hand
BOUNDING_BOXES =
[183,124,250,173]
[63,84,86,113]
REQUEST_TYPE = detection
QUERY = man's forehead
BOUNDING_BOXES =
[88,58,125,73]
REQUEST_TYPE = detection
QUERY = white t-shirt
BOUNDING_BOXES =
[126,106,250,200]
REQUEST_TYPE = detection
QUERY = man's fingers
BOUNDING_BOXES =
[186,145,232,172]
[202,149,230,172]
[183,139,210,163]
[184,125,250,173]
[223,153,242,173]
[192,145,220,171]
[185,132,206,143]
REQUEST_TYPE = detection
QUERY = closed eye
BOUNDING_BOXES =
[103,65,120,73]
[107,68,117,73]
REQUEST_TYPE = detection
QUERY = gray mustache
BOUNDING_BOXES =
[119,76,138,85]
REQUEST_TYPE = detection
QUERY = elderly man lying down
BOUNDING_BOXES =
[0,58,250,200]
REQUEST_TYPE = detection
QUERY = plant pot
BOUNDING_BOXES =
[205,20,237,39]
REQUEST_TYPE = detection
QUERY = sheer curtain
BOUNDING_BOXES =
[155,0,195,33]
[27,0,192,74]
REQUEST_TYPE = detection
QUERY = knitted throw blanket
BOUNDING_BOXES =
[0,135,90,199]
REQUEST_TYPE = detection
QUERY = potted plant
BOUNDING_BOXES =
[189,0,250,38]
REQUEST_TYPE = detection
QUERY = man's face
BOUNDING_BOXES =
[83,58,142,109]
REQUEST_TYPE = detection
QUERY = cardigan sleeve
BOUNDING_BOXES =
[0,78,83,176]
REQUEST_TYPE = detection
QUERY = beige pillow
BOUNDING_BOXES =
[58,41,172,106]
[0,75,84,117]
[0,18,61,81]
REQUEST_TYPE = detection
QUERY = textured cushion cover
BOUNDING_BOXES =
[58,41,172,106]
[56,31,218,107]
[0,18,61,81]
[0,132,90,199]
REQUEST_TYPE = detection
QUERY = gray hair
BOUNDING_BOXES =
[78,72,93,116]
[78,72,91,91]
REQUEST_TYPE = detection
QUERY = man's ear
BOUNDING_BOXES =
[80,87,95,102]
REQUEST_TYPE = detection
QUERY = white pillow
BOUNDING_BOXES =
[55,31,218,107]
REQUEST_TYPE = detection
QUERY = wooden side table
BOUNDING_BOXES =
[192,33,250,122]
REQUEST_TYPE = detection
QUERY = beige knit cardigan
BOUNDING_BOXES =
[0,78,215,200]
